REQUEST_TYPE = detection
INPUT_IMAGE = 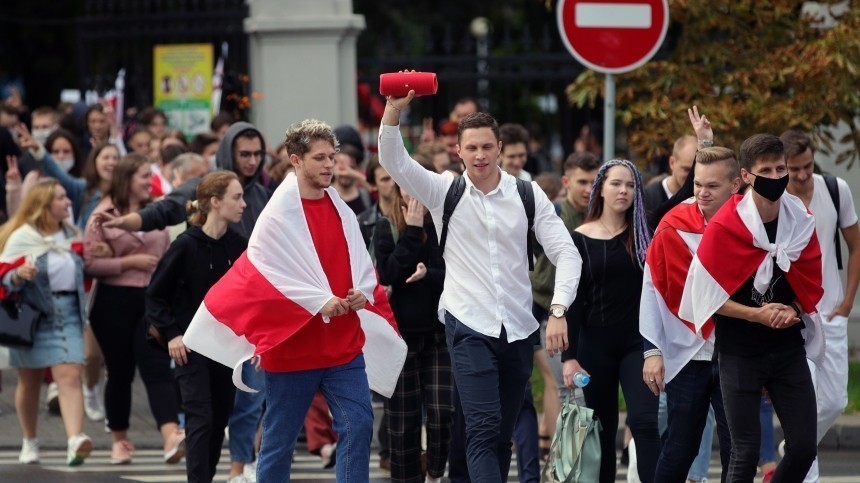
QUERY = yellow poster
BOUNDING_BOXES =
[153,44,213,136]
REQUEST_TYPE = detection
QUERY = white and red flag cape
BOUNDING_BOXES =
[184,172,407,397]
[678,192,825,365]
[640,198,713,384]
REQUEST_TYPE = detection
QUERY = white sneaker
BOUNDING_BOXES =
[67,433,93,466]
[83,384,106,421]
[46,382,60,414]
[19,438,39,464]
[227,475,251,483]
[243,460,257,482]
[320,442,336,469]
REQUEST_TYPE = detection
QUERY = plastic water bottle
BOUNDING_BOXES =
[573,372,590,388]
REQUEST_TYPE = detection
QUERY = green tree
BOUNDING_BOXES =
[561,1,860,166]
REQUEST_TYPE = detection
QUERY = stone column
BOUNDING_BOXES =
[245,0,365,145]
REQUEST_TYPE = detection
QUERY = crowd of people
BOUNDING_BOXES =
[0,85,857,483]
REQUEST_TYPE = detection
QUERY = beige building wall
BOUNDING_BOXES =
[245,0,364,147]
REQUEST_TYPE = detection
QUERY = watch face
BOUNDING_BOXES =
[552,308,564,318]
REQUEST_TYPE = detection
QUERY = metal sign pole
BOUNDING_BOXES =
[603,73,615,161]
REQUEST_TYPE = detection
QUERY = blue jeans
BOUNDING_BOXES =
[657,388,716,481]
[688,406,716,481]
[256,354,373,482]
[445,313,534,483]
[655,361,730,483]
[759,393,777,465]
[228,360,266,463]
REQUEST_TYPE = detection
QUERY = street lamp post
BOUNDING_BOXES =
[470,17,491,112]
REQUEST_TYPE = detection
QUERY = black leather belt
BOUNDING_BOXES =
[51,291,76,296]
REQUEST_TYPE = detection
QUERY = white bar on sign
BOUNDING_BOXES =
[575,3,652,29]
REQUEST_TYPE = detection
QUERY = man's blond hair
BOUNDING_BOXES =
[283,119,339,158]
[695,146,740,179]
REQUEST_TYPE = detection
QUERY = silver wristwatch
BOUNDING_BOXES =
[550,306,566,318]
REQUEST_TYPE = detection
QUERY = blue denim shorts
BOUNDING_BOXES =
[10,293,84,368]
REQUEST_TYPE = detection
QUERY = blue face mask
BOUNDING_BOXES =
[749,173,789,202]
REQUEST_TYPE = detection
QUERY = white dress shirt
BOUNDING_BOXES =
[378,124,582,342]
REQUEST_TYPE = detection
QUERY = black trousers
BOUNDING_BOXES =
[719,346,817,483]
[175,351,235,483]
[385,330,453,482]
[577,323,661,483]
[89,283,179,431]
[445,313,534,483]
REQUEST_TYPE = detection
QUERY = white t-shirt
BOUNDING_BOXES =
[661,177,674,199]
[807,174,858,312]
[47,231,77,292]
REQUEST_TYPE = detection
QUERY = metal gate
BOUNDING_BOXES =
[76,0,249,113]
[357,21,593,166]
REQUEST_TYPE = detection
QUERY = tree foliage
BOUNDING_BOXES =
[560,1,860,167]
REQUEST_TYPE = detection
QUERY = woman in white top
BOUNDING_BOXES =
[0,179,93,466]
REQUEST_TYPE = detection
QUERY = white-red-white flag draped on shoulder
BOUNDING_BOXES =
[678,192,825,365]
[640,199,713,384]
[184,172,407,397]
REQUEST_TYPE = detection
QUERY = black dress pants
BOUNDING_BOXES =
[174,351,236,483]
[577,323,661,483]
[719,346,817,483]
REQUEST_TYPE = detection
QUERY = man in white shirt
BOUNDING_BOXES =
[379,91,581,483]
[781,130,860,483]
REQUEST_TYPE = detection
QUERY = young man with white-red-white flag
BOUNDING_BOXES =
[183,119,407,482]
[679,133,825,482]
[639,142,741,481]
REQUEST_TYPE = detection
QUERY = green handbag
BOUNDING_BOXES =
[541,394,602,483]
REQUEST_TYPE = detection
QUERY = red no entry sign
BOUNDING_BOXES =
[557,0,669,74]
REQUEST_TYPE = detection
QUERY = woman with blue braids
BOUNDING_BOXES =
[560,159,660,483]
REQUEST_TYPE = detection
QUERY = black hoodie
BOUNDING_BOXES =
[373,218,445,335]
[146,225,248,341]
[137,122,272,238]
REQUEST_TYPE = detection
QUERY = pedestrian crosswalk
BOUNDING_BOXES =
[0,449,394,482]
[0,449,857,482]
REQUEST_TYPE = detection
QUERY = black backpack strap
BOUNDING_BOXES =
[439,176,466,256]
[516,178,536,271]
[823,174,843,270]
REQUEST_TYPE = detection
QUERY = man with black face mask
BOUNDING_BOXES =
[679,133,824,482]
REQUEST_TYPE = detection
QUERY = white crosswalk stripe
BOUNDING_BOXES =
[0,449,389,482]
[0,450,855,482]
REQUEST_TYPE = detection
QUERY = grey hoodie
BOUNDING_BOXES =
[138,122,272,238]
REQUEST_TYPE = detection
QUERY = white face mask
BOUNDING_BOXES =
[32,128,53,145]
[207,154,217,171]
[55,157,75,173]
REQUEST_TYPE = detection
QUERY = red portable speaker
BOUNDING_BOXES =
[379,72,438,97]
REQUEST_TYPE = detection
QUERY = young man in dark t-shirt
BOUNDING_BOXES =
[680,133,823,482]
